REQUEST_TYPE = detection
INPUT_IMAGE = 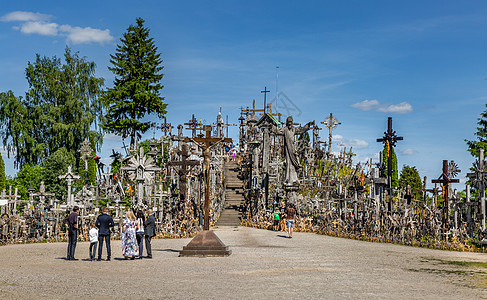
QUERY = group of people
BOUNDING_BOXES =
[63,206,156,261]
[271,202,296,238]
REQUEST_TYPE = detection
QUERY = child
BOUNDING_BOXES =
[89,223,98,261]
[272,207,280,231]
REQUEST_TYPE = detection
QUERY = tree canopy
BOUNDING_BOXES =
[0,47,104,168]
[102,17,167,149]
[399,165,423,200]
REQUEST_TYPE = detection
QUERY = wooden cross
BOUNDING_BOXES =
[157,117,173,136]
[223,115,237,138]
[184,114,199,138]
[185,125,232,230]
[241,99,265,116]
[432,160,460,229]
[168,143,200,202]
[376,117,403,212]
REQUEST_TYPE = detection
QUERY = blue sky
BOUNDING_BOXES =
[1,1,487,189]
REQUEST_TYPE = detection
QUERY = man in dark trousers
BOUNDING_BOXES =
[63,206,79,260]
[95,206,114,261]
[144,209,156,258]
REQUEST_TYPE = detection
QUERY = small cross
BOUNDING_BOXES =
[261,87,270,113]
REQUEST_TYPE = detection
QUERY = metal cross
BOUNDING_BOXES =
[261,87,270,113]
[168,143,200,202]
[376,117,403,212]
[157,117,173,136]
[432,160,460,229]
[184,114,199,138]
[321,113,341,155]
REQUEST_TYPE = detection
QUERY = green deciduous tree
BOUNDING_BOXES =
[43,147,76,201]
[399,165,423,200]
[9,164,43,201]
[102,17,167,149]
[0,47,105,168]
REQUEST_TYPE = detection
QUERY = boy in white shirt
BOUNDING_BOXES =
[89,223,99,261]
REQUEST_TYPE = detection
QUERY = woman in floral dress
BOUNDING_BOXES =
[122,210,139,259]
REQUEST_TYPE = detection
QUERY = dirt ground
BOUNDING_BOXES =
[0,226,486,299]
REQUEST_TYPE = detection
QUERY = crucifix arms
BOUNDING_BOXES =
[190,137,226,150]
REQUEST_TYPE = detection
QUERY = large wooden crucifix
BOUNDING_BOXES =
[376,117,403,212]
[168,143,200,202]
[432,160,460,230]
[185,125,232,230]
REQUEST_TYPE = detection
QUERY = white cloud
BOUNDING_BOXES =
[352,99,413,114]
[333,134,369,149]
[1,11,113,45]
[59,25,113,44]
[351,99,379,111]
[20,21,58,36]
[377,102,413,114]
[401,148,416,155]
[1,11,52,22]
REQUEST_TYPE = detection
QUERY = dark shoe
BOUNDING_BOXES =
[96,258,101,261]
[66,257,71,261]
[138,256,143,259]
[71,258,79,261]
[107,258,111,261]
[146,256,152,259]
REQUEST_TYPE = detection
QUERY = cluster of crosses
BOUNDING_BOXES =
[2,90,487,250]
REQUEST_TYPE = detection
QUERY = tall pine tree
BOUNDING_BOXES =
[102,17,166,148]
[466,103,487,157]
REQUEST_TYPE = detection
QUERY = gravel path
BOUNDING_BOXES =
[0,226,486,299]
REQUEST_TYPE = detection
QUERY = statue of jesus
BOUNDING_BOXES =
[273,116,314,185]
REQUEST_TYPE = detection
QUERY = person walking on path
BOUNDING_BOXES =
[122,210,139,260]
[279,202,286,231]
[88,223,98,261]
[272,207,280,231]
[63,206,79,260]
[285,203,296,238]
[135,210,145,259]
[144,209,156,259]
[95,207,114,261]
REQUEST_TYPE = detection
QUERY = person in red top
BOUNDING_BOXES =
[285,203,296,238]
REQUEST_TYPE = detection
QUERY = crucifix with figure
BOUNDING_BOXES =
[179,125,232,257]
[185,125,232,230]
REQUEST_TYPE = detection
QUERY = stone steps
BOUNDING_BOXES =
[215,161,245,227]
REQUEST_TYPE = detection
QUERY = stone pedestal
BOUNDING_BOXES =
[179,230,231,257]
